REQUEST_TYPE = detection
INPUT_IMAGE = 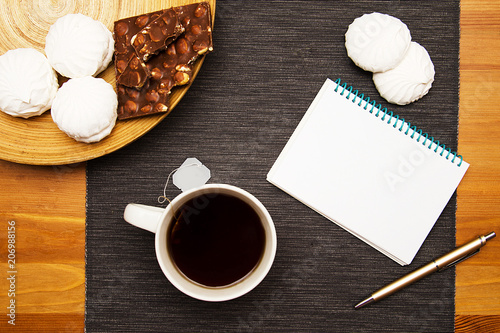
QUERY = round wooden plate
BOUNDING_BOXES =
[0,0,215,165]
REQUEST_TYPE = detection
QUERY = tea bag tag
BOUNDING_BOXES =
[172,158,211,192]
[158,158,211,204]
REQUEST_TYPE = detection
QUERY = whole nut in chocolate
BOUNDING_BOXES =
[113,2,213,120]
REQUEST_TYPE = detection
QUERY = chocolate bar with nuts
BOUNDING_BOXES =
[173,2,213,62]
[117,8,185,88]
[114,10,165,88]
[140,2,213,90]
[114,2,213,120]
[141,2,213,93]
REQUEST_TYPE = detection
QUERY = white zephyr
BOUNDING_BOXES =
[373,42,435,105]
[345,12,411,73]
[45,13,114,79]
[51,76,117,143]
[0,48,58,118]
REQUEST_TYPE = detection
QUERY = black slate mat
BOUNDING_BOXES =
[86,1,460,331]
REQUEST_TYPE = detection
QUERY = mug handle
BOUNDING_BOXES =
[123,204,165,233]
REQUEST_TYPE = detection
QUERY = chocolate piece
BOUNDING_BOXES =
[138,2,212,92]
[116,53,149,88]
[131,2,213,88]
[117,80,169,120]
[114,2,213,120]
[132,8,184,62]
[145,43,193,90]
[114,10,163,88]
[173,2,213,63]
[117,52,193,120]
[114,10,164,54]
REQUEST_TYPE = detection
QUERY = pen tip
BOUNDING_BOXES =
[485,232,496,241]
[354,297,374,309]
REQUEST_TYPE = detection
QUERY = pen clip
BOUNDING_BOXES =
[439,249,481,271]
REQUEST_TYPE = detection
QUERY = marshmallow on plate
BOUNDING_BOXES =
[0,48,58,118]
[51,76,117,143]
[45,13,114,78]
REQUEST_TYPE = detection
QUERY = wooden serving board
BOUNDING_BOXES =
[0,0,216,165]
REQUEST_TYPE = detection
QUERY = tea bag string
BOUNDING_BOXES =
[157,162,201,205]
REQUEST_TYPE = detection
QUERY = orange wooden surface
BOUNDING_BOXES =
[1,0,499,331]
[0,162,86,331]
[455,0,500,331]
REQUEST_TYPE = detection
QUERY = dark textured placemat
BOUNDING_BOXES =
[86,1,460,331]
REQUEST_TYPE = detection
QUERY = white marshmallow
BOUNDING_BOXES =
[345,12,411,73]
[0,48,58,118]
[45,14,114,79]
[51,76,117,143]
[373,42,435,105]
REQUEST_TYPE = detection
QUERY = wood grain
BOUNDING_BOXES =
[456,315,500,333]
[0,160,86,331]
[0,0,499,331]
[0,0,215,165]
[455,0,500,331]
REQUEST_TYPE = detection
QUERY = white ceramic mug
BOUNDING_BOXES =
[123,184,277,302]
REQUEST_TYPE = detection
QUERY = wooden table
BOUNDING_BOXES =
[0,0,499,331]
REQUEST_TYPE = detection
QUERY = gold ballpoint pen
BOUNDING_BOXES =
[355,231,496,309]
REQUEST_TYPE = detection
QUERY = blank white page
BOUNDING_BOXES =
[267,78,469,265]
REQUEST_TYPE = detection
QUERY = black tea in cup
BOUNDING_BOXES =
[167,193,266,287]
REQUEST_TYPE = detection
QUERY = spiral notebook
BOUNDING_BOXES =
[267,78,469,265]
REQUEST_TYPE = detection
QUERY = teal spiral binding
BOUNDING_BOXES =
[333,78,463,167]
